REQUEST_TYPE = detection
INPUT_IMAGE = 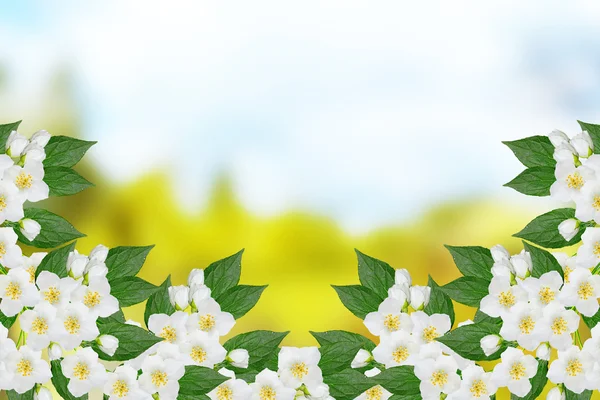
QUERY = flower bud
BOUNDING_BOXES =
[558,219,580,241]
[548,129,570,147]
[168,285,190,310]
[491,260,514,279]
[536,342,551,361]
[97,335,119,356]
[48,343,63,360]
[547,386,565,400]
[67,250,89,280]
[188,268,205,286]
[227,349,249,368]
[6,131,28,157]
[19,218,41,241]
[457,319,474,327]
[511,251,532,280]
[89,244,109,262]
[218,367,236,379]
[364,367,381,377]
[388,283,409,308]
[30,130,51,147]
[490,245,510,262]
[125,319,142,327]
[480,335,501,356]
[85,260,108,279]
[190,283,212,306]
[23,143,46,163]
[409,286,431,310]
[571,131,593,158]
[351,349,372,368]
[394,269,411,286]
[35,387,52,400]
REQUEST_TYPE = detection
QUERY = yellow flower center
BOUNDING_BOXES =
[64,316,81,335]
[578,282,594,300]
[519,316,535,334]
[5,282,21,300]
[594,242,600,257]
[0,195,7,212]
[566,359,583,377]
[112,380,130,398]
[365,386,384,400]
[498,291,516,307]
[593,195,600,211]
[430,370,448,387]
[27,267,35,283]
[43,286,61,304]
[291,362,309,379]
[190,346,207,364]
[199,314,216,331]
[32,317,48,335]
[509,362,526,380]
[151,371,168,387]
[17,360,33,377]
[564,266,573,284]
[216,385,233,400]
[259,386,277,400]
[383,314,400,332]
[83,291,101,308]
[470,379,487,397]
[15,172,33,190]
[551,317,568,335]
[0,242,6,256]
[538,286,555,304]
[159,325,177,343]
[423,326,439,343]
[73,362,90,380]
[392,346,409,363]
[566,173,584,189]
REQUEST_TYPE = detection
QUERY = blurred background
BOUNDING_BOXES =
[1,1,600,352]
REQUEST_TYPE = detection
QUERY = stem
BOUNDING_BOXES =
[16,330,24,348]
[574,330,583,348]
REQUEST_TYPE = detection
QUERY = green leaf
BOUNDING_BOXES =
[578,121,600,154]
[474,309,502,325]
[178,366,229,396]
[582,307,600,330]
[373,366,421,395]
[44,166,94,196]
[423,276,455,326]
[105,245,154,281]
[442,276,489,307]
[0,310,18,329]
[144,275,175,326]
[93,321,163,361]
[6,389,35,400]
[504,166,555,197]
[204,250,244,299]
[503,135,556,168]
[35,241,76,279]
[514,208,583,249]
[565,388,593,400]
[355,249,396,299]
[510,360,548,400]
[43,136,96,168]
[109,276,159,307]
[332,285,384,319]
[97,309,126,326]
[223,330,289,373]
[0,120,22,152]
[444,245,493,281]
[437,322,505,361]
[14,208,84,248]
[51,360,88,400]
[310,330,376,352]
[523,241,564,279]
[215,285,267,319]
[323,369,373,399]
[318,341,366,376]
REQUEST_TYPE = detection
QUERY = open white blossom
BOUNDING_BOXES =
[364,297,412,337]
[491,348,538,397]
[547,346,594,394]
[411,311,451,345]
[61,348,108,397]
[559,267,600,317]
[480,276,527,319]
[0,266,40,316]
[186,298,235,337]
[447,365,496,400]
[414,355,460,399]
[278,347,323,392]
[372,330,419,368]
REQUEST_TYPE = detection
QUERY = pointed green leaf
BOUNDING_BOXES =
[144,275,175,325]
[105,245,154,281]
[503,135,555,168]
[204,250,243,299]
[216,284,267,319]
[332,285,384,319]
[109,276,159,307]
[356,249,396,299]
[35,241,77,279]
[14,208,84,248]
[44,166,94,196]
[423,276,455,326]
[442,276,489,307]
[44,136,96,168]
[514,208,583,248]
[0,120,22,153]
[504,167,555,197]
[445,245,493,281]
[523,241,564,279]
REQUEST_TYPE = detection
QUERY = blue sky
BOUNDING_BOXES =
[2,1,600,231]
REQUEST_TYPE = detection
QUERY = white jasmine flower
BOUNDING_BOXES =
[189,283,212,307]
[363,297,412,337]
[148,311,189,345]
[558,219,580,241]
[278,347,323,391]
[394,269,411,286]
[30,130,51,147]
[571,131,594,158]
[53,302,100,350]
[491,348,538,397]
[0,227,23,268]
[575,183,600,223]
[19,218,41,241]
[576,227,600,268]
[5,346,51,394]
[66,250,89,280]
[539,303,579,350]
[0,267,40,316]
[548,130,570,147]
[511,250,533,280]
[499,302,543,351]
[520,271,564,308]
[411,311,451,345]
[48,343,63,361]
[414,355,460,398]
[186,298,235,337]
[554,142,578,163]
[480,335,502,356]
[458,319,474,327]
[559,267,600,316]
[180,331,226,367]
[409,285,431,310]
[6,131,29,157]
[22,142,46,163]
[372,330,419,368]
[547,346,594,394]
[139,355,185,400]
[480,276,527,318]
[365,368,381,377]
[20,303,58,350]
[447,365,496,400]
[550,162,596,203]
[351,349,372,369]
[537,342,551,361]
[104,365,147,400]
[355,386,392,400]
[89,244,109,262]
[97,335,119,356]
[0,181,24,224]
[228,349,249,368]
[249,369,296,400]
[4,161,49,202]
[71,276,119,318]
[61,347,108,397]
[168,285,190,310]
[208,378,252,400]
[36,271,79,309]
[583,324,600,358]
[547,386,565,400]
[188,268,205,286]
[35,386,53,400]
[21,252,46,281]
